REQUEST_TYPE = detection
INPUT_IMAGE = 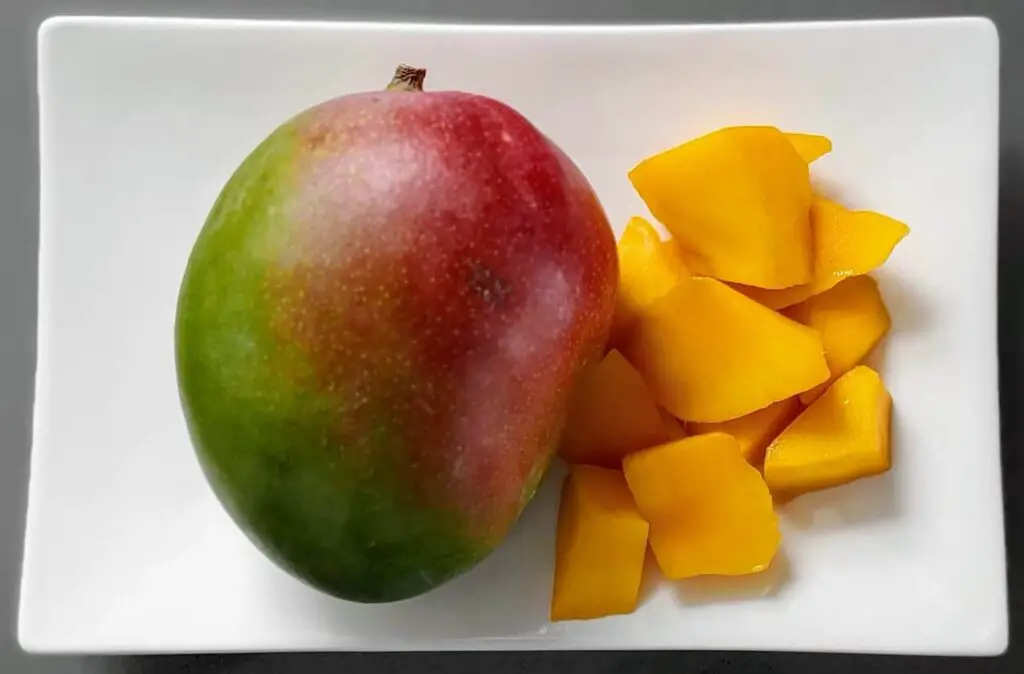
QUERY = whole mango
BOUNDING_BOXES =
[175,65,618,603]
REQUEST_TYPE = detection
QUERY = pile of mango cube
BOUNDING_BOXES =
[551,127,909,622]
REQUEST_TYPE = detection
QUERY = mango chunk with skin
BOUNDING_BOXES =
[785,132,833,163]
[622,277,830,423]
[623,434,780,579]
[551,465,650,621]
[610,216,691,346]
[560,350,668,467]
[629,126,813,289]
[688,397,803,466]
[764,366,892,496]
[738,196,910,310]
[784,276,892,405]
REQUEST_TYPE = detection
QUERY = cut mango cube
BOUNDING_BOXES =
[629,126,812,289]
[622,277,829,423]
[738,196,910,309]
[551,465,650,621]
[785,132,833,163]
[560,350,668,467]
[688,397,802,466]
[764,366,892,496]
[785,276,891,404]
[623,434,780,579]
[610,216,692,346]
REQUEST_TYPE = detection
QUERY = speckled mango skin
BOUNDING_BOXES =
[175,83,618,603]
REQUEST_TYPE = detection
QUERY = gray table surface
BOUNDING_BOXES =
[2,1,1020,672]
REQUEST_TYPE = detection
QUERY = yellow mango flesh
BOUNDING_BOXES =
[610,216,691,346]
[629,126,812,289]
[688,397,802,466]
[623,434,780,579]
[785,132,833,163]
[739,196,910,309]
[764,366,892,495]
[785,276,892,404]
[560,349,668,467]
[622,277,829,422]
[551,465,650,621]
[659,408,688,440]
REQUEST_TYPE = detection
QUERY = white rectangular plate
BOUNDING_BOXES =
[22,15,1005,655]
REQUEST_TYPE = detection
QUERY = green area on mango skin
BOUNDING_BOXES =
[175,118,491,603]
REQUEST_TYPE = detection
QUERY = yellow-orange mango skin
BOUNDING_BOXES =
[739,196,910,309]
[560,350,668,467]
[785,276,892,405]
[689,397,803,466]
[764,366,892,496]
[785,132,833,163]
[622,277,830,423]
[629,126,812,290]
[610,217,691,347]
[551,465,650,622]
[623,434,780,579]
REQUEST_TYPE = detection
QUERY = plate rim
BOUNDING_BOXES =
[37,13,999,38]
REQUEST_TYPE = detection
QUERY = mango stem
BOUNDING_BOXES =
[387,64,427,92]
